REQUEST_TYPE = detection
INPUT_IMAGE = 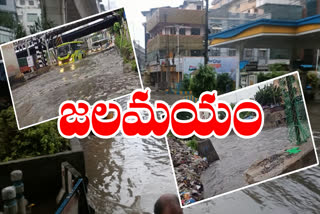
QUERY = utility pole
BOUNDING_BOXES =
[204,0,209,65]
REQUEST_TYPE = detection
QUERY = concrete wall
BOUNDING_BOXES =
[146,8,205,33]
[0,141,85,208]
[1,43,20,78]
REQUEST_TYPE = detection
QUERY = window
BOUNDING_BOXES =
[191,50,202,56]
[211,48,220,56]
[29,0,34,5]
[245,49,253,57]
[196,5,201,10]
[0,0,6,5]
[179,28,185,35]
[71,43,81,51]
[259,50,267,59]
[27,13,38,22]
[191,28,200,35]
[20,0,25,5]
[229,49,236,56]
[169,27,176,35]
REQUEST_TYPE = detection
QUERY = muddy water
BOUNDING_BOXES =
[201,127,294,197]
[185,100,320,214]
[81,96,320,214]
[81,97,176,214]
[11,48,141,128]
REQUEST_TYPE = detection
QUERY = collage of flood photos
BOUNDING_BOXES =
[0,2,319,214]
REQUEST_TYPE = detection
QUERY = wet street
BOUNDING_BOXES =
[79,96,320,213]
[11,48,141,128]
[184,99,320,214]
[81,96,176,214]
[201,127,296,198]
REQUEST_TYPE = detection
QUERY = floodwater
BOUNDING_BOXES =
[201,127,296,198]
[81,97,176,214]
[81,96,320,214]
[11,48,141,128]
[185,99,320,214]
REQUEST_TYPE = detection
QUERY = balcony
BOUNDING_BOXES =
[147,34,204,53]
[146,8,205,32]
[256,0,301,8]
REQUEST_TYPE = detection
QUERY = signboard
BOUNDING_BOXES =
[183,57,238,80]
[27,56,34,67]
[158,56,239,80]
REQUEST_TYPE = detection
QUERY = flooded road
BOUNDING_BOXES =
[81,96,320,214]
[202,127,295,198]
[11,48,141,128]
[185,99,320,214]
[81,97,176,214]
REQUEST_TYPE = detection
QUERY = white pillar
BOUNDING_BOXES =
[236,44,244,90]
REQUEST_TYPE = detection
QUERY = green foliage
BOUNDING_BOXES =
[239,111,253,119]
[29,17,55,34]
[0,11,15,29]
[131,60,137,71]
[15,23,27,39]
[113,22,121,35]
[186,139,198,151]
[182,74,191,91]
[115,33,133,60]
[0,12,26,39]
[258,71,287,83]
[269,63,288,72]
[0,107,70,162]
[254,84,282,106]
[306,71,319,89]
[190,64,217,98]
[217,73,234,94]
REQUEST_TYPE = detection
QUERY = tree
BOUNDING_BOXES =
[254,85,282,106]
[258,71,287,83]
[0,12,26,39]
[217,73,234,94]
[15,22,27,39]
[0,107,70,162]
[190,64,216,98]
[182,74,191,91]
[30,17,55,34]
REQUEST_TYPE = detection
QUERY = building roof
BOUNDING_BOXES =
[209,14,320,40]
[209,14,320,48]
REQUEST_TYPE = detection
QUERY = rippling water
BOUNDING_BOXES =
[81,97,320,214]
[185,100,320,214]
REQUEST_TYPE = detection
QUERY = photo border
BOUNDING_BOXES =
[0,6,144,130]
[165,71,319,209]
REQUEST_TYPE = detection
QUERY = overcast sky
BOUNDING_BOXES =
[102,0,185,48]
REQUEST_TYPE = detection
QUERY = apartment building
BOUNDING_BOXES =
[209,0,304,71]
[0,0,16,43]
[16,0,41,35]
[142,1,205,87]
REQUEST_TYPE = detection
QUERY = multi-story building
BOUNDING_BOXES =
[209,0,304,71]
[208,7,271,67]
[0,0,16,43]
[133,40,146,72]
[142,1,205,87]
[16,0,41,35]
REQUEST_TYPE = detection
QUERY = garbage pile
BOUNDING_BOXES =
[168,137,209,206]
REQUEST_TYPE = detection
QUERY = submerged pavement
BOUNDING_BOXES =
[11,48,141,128]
